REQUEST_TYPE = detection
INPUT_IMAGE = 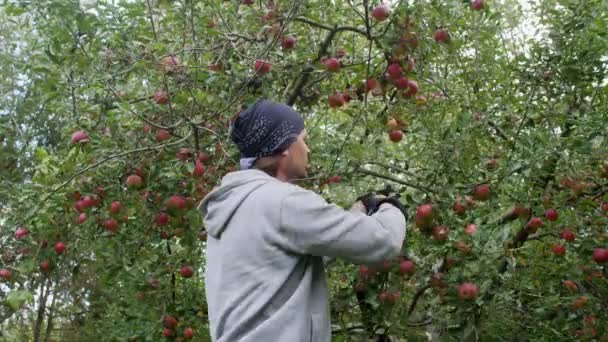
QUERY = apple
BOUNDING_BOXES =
[40,260,51,273]
[434,28,450,44]
[471,0,484,11]
[365,78,378,92]
[406,56,415,71]
[402,80,419,98]
[15,227,29,239]
[180,265,194,278]
[160,230,170,239]
[571,296,589,309]
[54,242,66,255]
[183,328,194,339]
[109,201,121,214]
[473,184,491,201]
[371,4,390,21]
[0,269,12,281]
[458,282,479,300]
[103,219,119,233]
[545,208,558,222]
[433,225,449,241]
[525,217,543,233]
[328,175,341,183]
[162,328,173,337]
[162,55,182,73]
[156,212,170,226]
[387,118,399,130]
[563,280,578,292]
[386,63,403,80]
[453,201,466,215]
[156,129,171,142]
[126,174,143,189]
[398,260,415,275]
[153,90,169,105]
[465,223,477,236]
[592,248,608,263]
[71,130,89,144]
[328,93,345,108]
[193,160,205,178]
[253,60,272,75]
[166,195,187,210]
[163,315,178,328]
[415,95,427,106]
[552,244,566,256]
[393,77,409,89]
[324,57,340,72]
[76,212,87,225]
[561,230,575,242]
[281,35,296,50]
[389,130,403,142]
[486,158,498,170]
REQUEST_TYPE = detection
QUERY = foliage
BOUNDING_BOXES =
[0,0,607,340]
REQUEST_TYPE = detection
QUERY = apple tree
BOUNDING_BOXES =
[0,0,607,341]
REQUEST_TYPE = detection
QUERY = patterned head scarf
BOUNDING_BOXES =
[230,99,305,170]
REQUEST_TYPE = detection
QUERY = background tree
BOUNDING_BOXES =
[0,0,606,341]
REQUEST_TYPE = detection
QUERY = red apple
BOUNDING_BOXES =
[465,223,477,236]
[193,160,205,178]
[386,63,403,80]
[109,201,121,214]
[592,248,608,263]
[434,28,450,44]
[324,57,340,72]
[156,212,170,226]
[453,201,466,215]
[393,77,409,89]
[183,328,194,339]
[153,90,169,105]
[563,280,577,292]
[126,174,143,189]
[433,225,449,241]
[54,242,66,255]
[180,265,194,278]
[525,217,543,233]
[473,184,491,201]
[71,130,89,144]
[458,282,479,300]
[162,55,182,73]
[403,80,419,98]
[389,130,403,142]
[76,212,87,225]
[281,35,296,50]
[416,204,433,219]
[486,158,498,170]
[166,195,187,210]
[156,129,171,142]
[15,227,29,240]
[162,328,173,337]
[328,93,345,108]
[471,0,484,11]
[163,315,178,328]
[371,4,391,21]
[40,260,51,273]
[0,269,12,281]
[253,60,272,75]
[552,244,566,256]
[545,208,558,222]
[104,218,119,231]
[561,230,575,242]
[398,260,415,275]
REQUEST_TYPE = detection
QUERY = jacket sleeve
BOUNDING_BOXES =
[276,187,406,264]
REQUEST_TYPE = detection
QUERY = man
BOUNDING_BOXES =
[198,99,407,342]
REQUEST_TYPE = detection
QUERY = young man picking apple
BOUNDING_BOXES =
[198,99,407,342]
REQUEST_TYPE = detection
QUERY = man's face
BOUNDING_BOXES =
[282,129,310,181]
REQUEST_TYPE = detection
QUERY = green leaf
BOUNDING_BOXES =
[4,290,34,311]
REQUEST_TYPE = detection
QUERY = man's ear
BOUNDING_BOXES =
[281,149,289,157]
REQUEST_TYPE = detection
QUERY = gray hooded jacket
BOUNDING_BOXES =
[198,169,406,342]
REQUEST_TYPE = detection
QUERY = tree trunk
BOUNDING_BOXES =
[33,277,51,342]
[43,285,57,342]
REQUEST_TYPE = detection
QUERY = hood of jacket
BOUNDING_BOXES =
[197,169,277,239]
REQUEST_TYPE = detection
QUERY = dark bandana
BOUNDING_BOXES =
[230,99,305,169]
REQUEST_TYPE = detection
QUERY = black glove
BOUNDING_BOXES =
[355,191,408,219]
